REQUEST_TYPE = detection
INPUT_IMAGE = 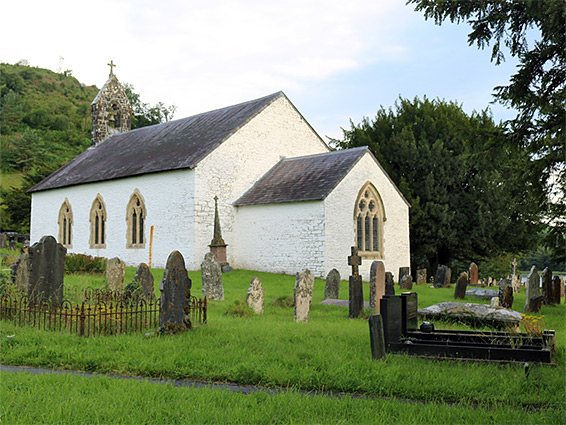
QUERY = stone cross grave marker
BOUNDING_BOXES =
[469,263,479,286]
[133,263,155,300]
[246,276,264,314]
[416,269,427,285]
[201,252,224,300]
[541,267,554,305]
[369,261,385,313]
[524,266,540,313]
[294,269,314,322]
[28,235,66,306]
[324,268,340,300]
[454,272,468,299]
[159,251,192,333]
[385,272,395,296]
[348,246,364,319]
[106,257,126,292]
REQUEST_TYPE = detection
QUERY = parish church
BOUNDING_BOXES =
[29,67,410,280]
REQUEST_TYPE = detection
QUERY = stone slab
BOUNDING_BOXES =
[418,302,522,326]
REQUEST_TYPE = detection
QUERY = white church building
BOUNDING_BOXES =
[29,71,410,280]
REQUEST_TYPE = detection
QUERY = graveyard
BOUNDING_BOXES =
[1,245,565,424]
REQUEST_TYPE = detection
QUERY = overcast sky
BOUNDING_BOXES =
[1,0,520,142]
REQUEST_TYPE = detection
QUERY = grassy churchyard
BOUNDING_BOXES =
[1,263,565,424]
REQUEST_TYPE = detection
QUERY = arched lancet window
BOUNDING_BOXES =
[89,194,107,249]
[354,182,385,258]
[58,199,73,248]
[126,190,146,249]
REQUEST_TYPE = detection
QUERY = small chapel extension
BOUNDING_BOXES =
[29,71,410,280]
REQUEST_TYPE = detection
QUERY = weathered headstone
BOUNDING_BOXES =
[133,263,155,300]
[106,257,126,292]
[511,274,521,294]
[560,276,565,300]
[385,272,395,296]
[368,314,386,360]
[201,252,224,301]
[552,275,561,305]
[526,294,543,313]
[348,247,363,319]
[159,251,192,333]
[454,272,468,299]
[294,269,314,322]
[541,267,554,305]
[416,269,427,285]
[469,263,479,285]
[524,266,540,313]
[398,267,410,287]
[324,268,340,300]
[445,268,452,287]
[490,297,500,307]
[400,274,413,290]
[434,265,448,288]
[246,276,264,314]
[369,261,386,313]
[12,252,29,293]
[499,278,514,309]
[27,236,66,306]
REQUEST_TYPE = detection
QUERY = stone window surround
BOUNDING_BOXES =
[89,194,107,249]
[126,189,146,249]
[354,181,386,259]
[58,198,73,248]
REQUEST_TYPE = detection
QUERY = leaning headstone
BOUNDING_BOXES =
[369,261,386,313]
[133,263,155,300]
[159,251,192,333]
[106,257,126,292]
[201,252,224,301]
[400,274,413,290]
[368,314,386,360]
[469,263,479,285]
[541,267,554,305]
[398,267,410,286]
[434,265,448,288]
[526,294,543,313]
[416,269,427,285]
[385,272,395,296]
[499,278,514,309]
[246,276,264,314]
[524,266,540,312]
[294,269,314,322]
[454,272,468,299]
[324,268,340,300]
[552,275,561,305]
[27,236,66,306]
[12,252,30,293]
[348,247,364,319]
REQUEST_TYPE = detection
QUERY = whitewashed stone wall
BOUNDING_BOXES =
[30,169,195,268]
[192,95,329,270]
[324,151,410,281]
[233,202,325,277]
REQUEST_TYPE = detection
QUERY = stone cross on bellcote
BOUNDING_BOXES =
[108,60,116,76]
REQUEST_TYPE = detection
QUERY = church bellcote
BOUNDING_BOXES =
[91,61,132,146]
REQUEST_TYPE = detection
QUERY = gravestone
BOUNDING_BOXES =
[499,278,514,309]
[401,292,418,333]
[434,265,449,288]
[466,288,499,300]
[490,297,500,307]
[385,272,395,296]
[416,269,427,285]
[400,274,413,290]
[380,295,403,346]
[294,269,314,322]
[561,276,565,300]
[106,257,126,292]
[398,267,410,286]
[445,268,452,287]
[541,267,553,305]
[133,263,155,300]
[348,247,364,319]
[511,274,521,294]
[27,236,66,306]
[12,252,30,293]
[246,276,264,314]
[201,252,224,301]
[469,263,479,285]
[368,314,386,360]
[524,266,540,313]
[369,261,385,313]
[324,268,340,300]
[454,272,468,299]
[552,275,561,305]
[526,294,543,313]
[159,251,192,333]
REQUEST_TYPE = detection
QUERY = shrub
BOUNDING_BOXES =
[65,253,106,275]
[224,300,253,317]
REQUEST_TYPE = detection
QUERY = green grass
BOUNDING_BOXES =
[1,268,565,424]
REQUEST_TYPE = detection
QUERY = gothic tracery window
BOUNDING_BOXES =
[89,195,107,249]
[58,199,73,248]
[126,190,146,248]
[354,183,385,258]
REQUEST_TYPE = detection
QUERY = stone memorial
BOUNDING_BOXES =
[499,278,514,309]
[324,268,340,300]
[159,251,192,332]
[416,269,427,285]
[469,262,479,285]
[398,267,410,286]
[434,265,449,288]
[454,272,468,299]
[348,247,364,319]
[209,196,228,267]
[368,314,386,360]
[201,252,224,300]
[419,302,523,328]
[12,252,30,293]
[379,295,403,345]
[524,266,540,313]
[27,235,66,306]
[294,269,314,322]
[561,276,565,299]
[511,274,521,294]
[466,287,499,300]
[552,275,562,304]
[369,261,386,313]
[526,294,543,313]
[133,263,155,300]
[490,297,500,307]
[400,274,413,290]
[246,276,264,314]
[401,292,418,333]
[541,267,553,305]
[385,272,395,296]
[106,257,126,292]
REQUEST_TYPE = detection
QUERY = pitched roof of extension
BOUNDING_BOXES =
[235,147,370,206]
[30,91,292,193]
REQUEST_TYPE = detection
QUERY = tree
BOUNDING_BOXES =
[407,0,565,267]
[122,83,177,129]
[337,96,542,272]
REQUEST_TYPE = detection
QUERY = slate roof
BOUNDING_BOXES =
[234,147,370,206]
[29,92,285,193]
